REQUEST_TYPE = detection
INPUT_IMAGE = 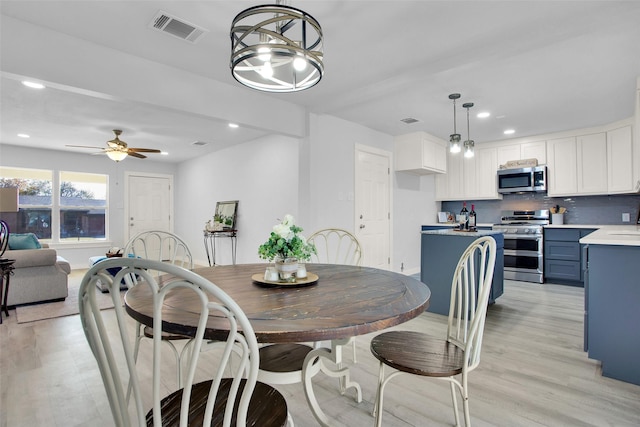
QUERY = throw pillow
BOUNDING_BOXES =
[8,233,42,250]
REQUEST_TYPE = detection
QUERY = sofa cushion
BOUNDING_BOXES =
[8,233,42,250]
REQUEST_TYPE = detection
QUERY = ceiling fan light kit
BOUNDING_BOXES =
[230,0,324,92]
[66,129,161,162]
[106,150,128,162]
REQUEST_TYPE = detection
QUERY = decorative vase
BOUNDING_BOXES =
[274,256,298,283]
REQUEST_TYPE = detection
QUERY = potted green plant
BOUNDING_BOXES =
[258,214,316,282]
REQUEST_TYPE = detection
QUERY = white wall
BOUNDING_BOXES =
[0,144,177,268]
[175,134,301,266]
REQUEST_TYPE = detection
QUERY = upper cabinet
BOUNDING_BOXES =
[606,126,634,193]
[394,132,447,175]
[497,140,546,167]
[577,132,608,194]
[435,146,501,201]
[547,137,578,196]
[547,125,634,197]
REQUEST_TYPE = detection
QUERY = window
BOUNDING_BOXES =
[0,167,108,243]
[59,171,107,241]
[0,167,52,239]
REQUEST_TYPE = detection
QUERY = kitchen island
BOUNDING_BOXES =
[421,228,504,315]
[580,225,640,386]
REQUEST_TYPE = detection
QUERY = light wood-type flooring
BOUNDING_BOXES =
[1,270,640,427]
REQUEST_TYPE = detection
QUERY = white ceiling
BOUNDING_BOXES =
[2,1,640,163]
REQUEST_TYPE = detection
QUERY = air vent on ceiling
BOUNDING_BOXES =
[192,141,209,146]
[400,117,421,124]
[150,11,208,43]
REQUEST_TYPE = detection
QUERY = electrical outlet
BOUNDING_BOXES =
[622,213,630,222]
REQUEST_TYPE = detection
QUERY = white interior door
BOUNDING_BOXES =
[126,173,172,243]
[354,145,391,269]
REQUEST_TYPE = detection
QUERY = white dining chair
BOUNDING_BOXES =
[123,230,194,388]
[79,257,289,426]
[257,228,363,393]
[370,235,497,427]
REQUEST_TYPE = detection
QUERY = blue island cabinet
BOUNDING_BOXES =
[587,244,640,385]
[420,229,504,316]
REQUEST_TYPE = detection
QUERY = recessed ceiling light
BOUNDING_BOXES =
[17,133,30,138]
[22,81,45,89]
[228,123,239,128]
[504,129,515,135]
[477,112,490,119]
[160,151,169,156]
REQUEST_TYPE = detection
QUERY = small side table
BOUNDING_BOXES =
[0,259,16,324]
[203,229,237,266]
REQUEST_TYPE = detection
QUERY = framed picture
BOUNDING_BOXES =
[214,200,239,230]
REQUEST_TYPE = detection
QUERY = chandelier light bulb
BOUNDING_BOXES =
[260,62,274,79]
[293,56,308,71]
[258,47,271,62]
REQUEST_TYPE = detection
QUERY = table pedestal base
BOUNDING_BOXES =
[302,338,362,427]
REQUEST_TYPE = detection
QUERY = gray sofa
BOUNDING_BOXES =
[4,244,70,306]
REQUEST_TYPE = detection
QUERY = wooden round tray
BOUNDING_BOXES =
[251,272,319,288]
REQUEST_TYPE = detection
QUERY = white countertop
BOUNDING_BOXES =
[579,225,640,247]
[544,224,601,229]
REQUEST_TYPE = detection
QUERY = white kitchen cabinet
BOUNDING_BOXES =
[521,141,547,164]
[577,132,607,194]
[474,146,500,198]
[607,125,634,193]
[497,140,546,167]
[497,145,520,168]
[435,146,501,201]
[394,132,447,174]
[547,137,577,196]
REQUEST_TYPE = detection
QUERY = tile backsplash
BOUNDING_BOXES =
[442,194,640,225]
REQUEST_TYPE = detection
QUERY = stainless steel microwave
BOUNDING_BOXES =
[497,166,547,194]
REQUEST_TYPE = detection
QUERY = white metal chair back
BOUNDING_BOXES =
[307,228,362,266]
[124,230,193,271]
[447,235,497,374]
[79,257,262,427]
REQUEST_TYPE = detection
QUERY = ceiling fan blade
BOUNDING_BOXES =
[128,147,161,153]
[128,152,147,159]
[66,144,105,149]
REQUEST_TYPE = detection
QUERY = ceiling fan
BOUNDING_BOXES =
[66,129,162,161]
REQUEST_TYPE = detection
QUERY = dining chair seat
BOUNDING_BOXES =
[148,379,288,427]
[143,325,193,342]
[371,331,464,377]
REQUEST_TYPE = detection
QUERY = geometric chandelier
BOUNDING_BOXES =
[230,0,324,92]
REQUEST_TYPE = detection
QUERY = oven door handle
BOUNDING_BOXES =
[502,235,542,240]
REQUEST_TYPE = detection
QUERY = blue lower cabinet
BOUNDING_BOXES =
[587,244,640,386]
[420,231,504,316]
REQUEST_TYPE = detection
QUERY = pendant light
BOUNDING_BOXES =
[463,102,475,158]
[448,93,461,153]
[230,0,324,92]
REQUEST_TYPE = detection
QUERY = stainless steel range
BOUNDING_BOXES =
[493,209,549,283]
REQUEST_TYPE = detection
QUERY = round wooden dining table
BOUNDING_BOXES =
[124,263,430,426]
